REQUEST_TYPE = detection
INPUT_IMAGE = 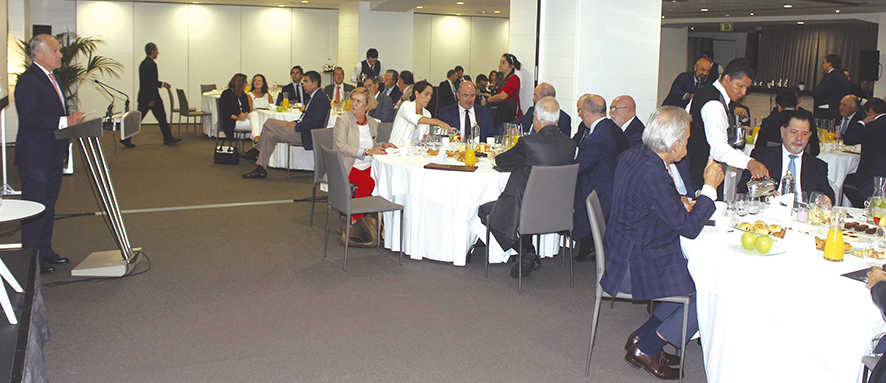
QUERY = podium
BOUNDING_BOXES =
[55,118,140,277]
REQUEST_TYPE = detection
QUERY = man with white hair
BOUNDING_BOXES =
[15,34,86,273]
[478,96,576,278]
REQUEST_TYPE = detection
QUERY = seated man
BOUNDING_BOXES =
[738,111,835,205]
[757,91,820,156]
[843,98,886,207]
[364,76,394,123]
[323,66,355,104]
[600,106,724,380]
[276,65,310,105]
[836,94,863,139]
[243,71,330,179]
[609,95,644,148]
[478,96,576,278]
[573,94,621,262]
[438,81,494,140]
[382,69,401,104]
[516,83,571,136]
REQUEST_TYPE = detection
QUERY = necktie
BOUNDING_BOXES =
[47,73,65,110]
[787,154,798,191]
[841,117,849,135]
[335,86,341,103]
[464,109,471,137]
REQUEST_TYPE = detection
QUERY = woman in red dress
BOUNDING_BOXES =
[484,53,523,119]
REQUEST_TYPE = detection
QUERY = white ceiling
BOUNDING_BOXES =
[661,0,886,19]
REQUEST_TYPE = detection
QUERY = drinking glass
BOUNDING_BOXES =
[735,193,749,217]
[748,198,762,215]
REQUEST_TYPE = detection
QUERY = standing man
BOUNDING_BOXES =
[843,99,886,207]
[661,58,711,108]
[813,54,850,119]
[323,67,355,103]
[437,69,459,110]
[277,65,309,105]
[382,69,401,103]
[437,81,494,140]
[515,83,571,136]
[15,34,85,273]
[354,48,381,85]
[128,42,180,147]
[687,58,769,195]
[609,95,644,148]
[702,51,721,82]
[364,76,394,123]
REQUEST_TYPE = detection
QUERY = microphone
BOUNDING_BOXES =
[94,79,131,112]
[94,81,115,119]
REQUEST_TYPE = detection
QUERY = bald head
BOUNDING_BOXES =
[533,83,556,103]
[610,95,637,127]
[456,80,477,109]
[840,94,860,117]
[577,94,606,126]
[694,58,712,80]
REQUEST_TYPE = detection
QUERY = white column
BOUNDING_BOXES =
[876,13,886,99]
[508,0,537,116]
[658,26,689,105]
[338,0,359,79]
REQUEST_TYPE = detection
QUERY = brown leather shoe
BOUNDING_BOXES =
[625,332,682,366]
[625,344,679,380]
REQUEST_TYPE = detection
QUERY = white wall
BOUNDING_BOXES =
[357,1,413,79]
[338,0,359,84]
[537,0,576,131]
[658,26,688,106]
[412,14,509,85]
[509,0,537,116]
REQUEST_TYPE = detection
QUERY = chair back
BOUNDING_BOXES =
[321,145,352,215]
[311,128,334,184]
[376,122,393,143]
[518,163,579,235]
[176,89,190,113]
[165,86,176,117]
[201,84,217,93]
[585,191,607,285]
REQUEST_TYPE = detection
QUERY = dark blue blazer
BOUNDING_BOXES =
[295,89,331,150]
[516,106,571,137]
[276,82,310,105]
[137,57,162,105]
[623,117,644,148]
[573,118,620,239]
[844,114,886,180]
[738,144,835,203]
[673,158,697,197]
[600,146,715,300]
[14,64,69,169]
[662,72,700,108]
[437,104,495,140]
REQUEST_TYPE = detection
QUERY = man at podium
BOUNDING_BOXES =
[14,34,84,273]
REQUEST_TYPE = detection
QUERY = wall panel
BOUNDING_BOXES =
[292,8,338,86]
[187,5,241,105]
[76,1,134,121]
[429,16,470,86]
[241,7,291,88]
[133,2,188,124]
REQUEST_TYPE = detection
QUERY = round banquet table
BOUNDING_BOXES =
[0,200,44,223]
[371,154,562,266]
[681,207,883,383]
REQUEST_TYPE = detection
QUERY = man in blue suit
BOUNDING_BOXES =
[437,81,494,141]
[661,58,712,108]
[515,83,571,136]
[843,99,886,207]
[609,95,644,148]
[600,106,724,379]
[15,35,85,273]
[572,94,619,262]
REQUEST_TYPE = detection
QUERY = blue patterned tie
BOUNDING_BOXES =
[787,154,798,191]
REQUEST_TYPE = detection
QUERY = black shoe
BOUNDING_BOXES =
[48,257,69,265]
[509,253,540,278]
[242,148,259,161]
[40,264,56,274]
[121,139,136,148]
[242,166,267,179]
[163,137,182,145]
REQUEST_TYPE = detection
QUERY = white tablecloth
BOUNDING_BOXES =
[371,154,562,266]
[682,209,884,383]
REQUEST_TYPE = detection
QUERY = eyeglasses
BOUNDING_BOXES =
[788,129,812,137]
[609,106,628,110]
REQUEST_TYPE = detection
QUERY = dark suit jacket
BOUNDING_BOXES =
[219,89,251,138]
[14,64,70,169]
[437,80,457,109]
[844,114,886,180]
[623,117,645,148]
[385,86,402,106]
[516,106,572,137]
[323,83,355,102]
[838,112,864,136]
[572,118,628,156]
[437,103,495,140]
[295,89,331,150]
[737,145,835,203]
[600,146,715,300]
[370,92,395,123]
[673,158,697,197]
[813,70,850,117]
[573,118,621,239]
[757,108,820,156]
[662,72,701,108]
[485,125,576,250]
[276,82,310,105]
[137,57,163,105]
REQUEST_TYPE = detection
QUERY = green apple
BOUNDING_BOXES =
[755,235,773,254]
[741,232,758,250]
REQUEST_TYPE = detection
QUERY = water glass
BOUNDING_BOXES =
[748,198,762,215]
[735,193,749,217]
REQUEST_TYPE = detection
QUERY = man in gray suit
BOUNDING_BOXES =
[323,66,355,103]
[364,76,394,123]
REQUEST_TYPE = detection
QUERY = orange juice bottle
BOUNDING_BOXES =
[344,99,351,111]
[823,210,845,261]
[282,97,290,109]
[464,146,477,167]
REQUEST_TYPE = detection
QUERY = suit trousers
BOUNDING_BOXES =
[843,172,873,208]
[19,164,63,262]
[256,119,302,169]
[619,266,698,348]
[138,99,173,140]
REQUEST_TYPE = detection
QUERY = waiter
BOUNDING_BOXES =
[687,58,768,194]
[124,42,180,147]
[353,48,381,85]
[15,34,84,273]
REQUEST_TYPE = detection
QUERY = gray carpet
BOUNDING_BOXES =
[1,126,707,382]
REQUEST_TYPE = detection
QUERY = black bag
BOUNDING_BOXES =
[214,141,240,165]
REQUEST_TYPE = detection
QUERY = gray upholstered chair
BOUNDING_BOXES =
[321,145,404,270]
[309,128,334,225]
[376,122,393,143]
[583,191,691,382]
[485,163,579,290]
[176,89,210,136]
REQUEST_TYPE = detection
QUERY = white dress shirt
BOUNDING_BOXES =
[34,62,68,129]
[458,104,476,136]
[353,61,384,83]
[779,147,803,196]
[389,100,431,148]
[699,80,752,169]
[620,116,636,132]
[663,159,717,201]
[331,83,347,102]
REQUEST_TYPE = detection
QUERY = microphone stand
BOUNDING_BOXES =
[94,80,130,112]
[0,96,17,196]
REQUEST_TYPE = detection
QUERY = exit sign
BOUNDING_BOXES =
[720,23,734,32]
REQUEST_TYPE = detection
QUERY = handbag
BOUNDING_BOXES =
[213,140,240,165]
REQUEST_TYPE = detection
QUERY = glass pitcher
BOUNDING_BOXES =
[824,208,846,262]
[866,177,886,225]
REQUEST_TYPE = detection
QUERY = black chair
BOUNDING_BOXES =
[176,89,210,136]
[309,128,334,225]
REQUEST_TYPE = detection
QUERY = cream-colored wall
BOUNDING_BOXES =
[412,14,509,85]
[658,26,688,106]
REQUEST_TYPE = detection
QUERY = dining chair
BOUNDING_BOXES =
[288,111,332,178]
[485,163,579,290]
[583,191,691,382]
[166,86,194,133]
[176,89,210,137]
[309,128,334,225]
[200,84,217,93]
[321,145,404,271]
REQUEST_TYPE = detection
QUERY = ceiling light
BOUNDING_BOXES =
[783,4,793,8]
[416,5,423,9]
[300,0,309,3]
[456,1,464,4]
[481,10,486,13]
[835,9,841,13]
[797,21,805,24]
[749,11,755,15]
[661,15,665,19]
[725,13,730,16]
[455,13,462,15]
[700,8,709,12]
[192,1,198,3]
[493,10,500,13]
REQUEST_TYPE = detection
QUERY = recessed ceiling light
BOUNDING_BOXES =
[749,11,755,15]
[783,4,793,8]
[456,1,464,4]
[416,5,423,9]
[493,10,500,13]
[700,8,709,12]
[797,21,805,24]
[725,13,730,16]
[191,1,198,3]
[481,10,486,13]
[835,9,841,13]
[278,4,284,6]
[300,0,309,3]
[455,13,462,15]
[661,15,665,19]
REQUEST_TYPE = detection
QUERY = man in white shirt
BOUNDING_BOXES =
[353,48,382,84]
[323,67,355,103]
[687,58,769,195]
